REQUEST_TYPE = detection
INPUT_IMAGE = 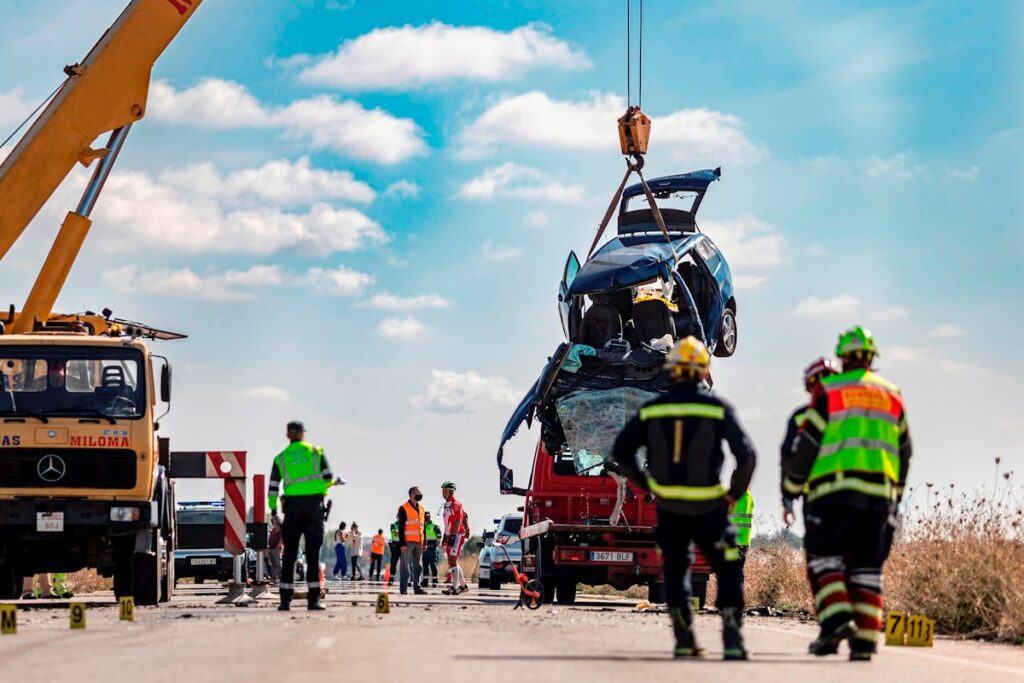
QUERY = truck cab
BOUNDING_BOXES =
[0,326,176,605]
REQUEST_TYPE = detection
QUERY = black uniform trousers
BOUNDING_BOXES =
[280,495,325,596]
[388,541,401,580]
[656,506,743,612]
[803,499,891,652]
[422,541,439,584]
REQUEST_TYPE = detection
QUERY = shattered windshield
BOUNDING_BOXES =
[0,346,146,418]
[623,189,699,213]
[555,387,659,475]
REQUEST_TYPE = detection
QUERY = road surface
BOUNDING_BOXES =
[1,583,1021,682]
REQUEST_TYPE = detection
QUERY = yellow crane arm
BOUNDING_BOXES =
[0,0,202,333]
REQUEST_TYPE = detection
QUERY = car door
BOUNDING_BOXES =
[558,251,581,340]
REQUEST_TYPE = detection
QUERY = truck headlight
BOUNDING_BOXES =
[110,506,141,522]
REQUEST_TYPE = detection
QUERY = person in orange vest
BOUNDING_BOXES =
[396,486,426,595]
[369,529,387,581]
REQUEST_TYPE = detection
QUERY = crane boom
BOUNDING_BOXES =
[0,0,202,333]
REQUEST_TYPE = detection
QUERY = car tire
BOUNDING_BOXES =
[195,577,205,585]
[555,580,577,605]
[714,306,737,357]
[478,577,488,590]
[648,582,666,604]
[0,560,19,600]
[488,574,502,590]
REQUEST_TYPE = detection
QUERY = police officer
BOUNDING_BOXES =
[611,336,757,660]
[268,420,335,611]
[421,512,442,588]
[387,521,401,585]
[782,327,912,661]
[730,490,754,567]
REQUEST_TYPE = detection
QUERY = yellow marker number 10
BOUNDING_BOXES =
[119,596,135,622]
[69,602,86,629]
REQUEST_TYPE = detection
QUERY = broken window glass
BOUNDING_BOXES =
[555,387,659,475]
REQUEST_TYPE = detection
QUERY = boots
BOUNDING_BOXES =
[307,592,326,611]
[808,620,857,656]
[671,606,705,658]
[721,607,749,661]
[278,589,293,611]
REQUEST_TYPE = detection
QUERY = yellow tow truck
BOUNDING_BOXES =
[0,0,202,604]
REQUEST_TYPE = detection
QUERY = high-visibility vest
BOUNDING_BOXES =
[401,501,425,543]
[274,441,329,497]
[389,522,399,542]
[730,490,754,547]
[806,369,904,503]
[425,522,440,542]
[371,534,387,555]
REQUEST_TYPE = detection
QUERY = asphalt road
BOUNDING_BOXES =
[1,583,1022,683]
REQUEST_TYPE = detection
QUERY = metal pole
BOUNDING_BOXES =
[76,124,132,218]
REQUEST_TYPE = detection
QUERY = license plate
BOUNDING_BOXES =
[190,558,217,566]
[589,551,633,563]
[36,512,64,532]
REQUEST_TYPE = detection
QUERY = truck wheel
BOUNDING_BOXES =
[159,539,173,603]
[132,552,160,606]
[540,578,556,604]
[0,561,19,600]
[555,580,577,605]
[692,576,709,609]
[648,582,666,604]
[113,553,132,598]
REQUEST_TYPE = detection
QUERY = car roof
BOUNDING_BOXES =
[568,232,706,296]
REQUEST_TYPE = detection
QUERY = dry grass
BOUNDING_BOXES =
[741,538,813,613]
[66,569,111,594]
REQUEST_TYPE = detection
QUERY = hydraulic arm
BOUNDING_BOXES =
[0,0,203,331]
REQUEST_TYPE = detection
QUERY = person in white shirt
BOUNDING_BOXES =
[349,523,364,580]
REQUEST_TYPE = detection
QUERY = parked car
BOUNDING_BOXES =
[174,501,234,584]
[476,514,523,590]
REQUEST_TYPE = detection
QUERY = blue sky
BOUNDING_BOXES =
[1,0,1021,533]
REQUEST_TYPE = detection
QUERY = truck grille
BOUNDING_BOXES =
[0,448,137,489]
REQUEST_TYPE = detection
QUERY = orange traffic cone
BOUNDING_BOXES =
[383,567,391,594]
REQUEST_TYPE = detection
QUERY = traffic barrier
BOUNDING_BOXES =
[248,474,270,599]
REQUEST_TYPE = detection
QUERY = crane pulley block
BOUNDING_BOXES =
[617,106,651,157]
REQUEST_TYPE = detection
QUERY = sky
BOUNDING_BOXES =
[0,0,1021,537]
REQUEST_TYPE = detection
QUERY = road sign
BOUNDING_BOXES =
[119,596,135,622]
[376,593,390,614]
[69,602,86,629]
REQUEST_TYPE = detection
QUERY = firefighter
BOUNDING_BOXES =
[782,327,912,661]
[781,357,838,466]
[268,420,335,611]
[611,336,757,660]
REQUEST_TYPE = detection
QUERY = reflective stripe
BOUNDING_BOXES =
[640,403,725,421]
[731,521,752,528]
[783,478,804,495]
[286,473,326,485]
[804,408,827,431]
[307,581,321,589]
[279,582,294,589]
[806,474,894,502]
[819,438,899,458]
[818,602,852,622]
[645,476,727,501]
[814,581,846,608]
[831,408,900,425]
[854,628,879,642]
[724,547,740,562]
[854,603,884,620]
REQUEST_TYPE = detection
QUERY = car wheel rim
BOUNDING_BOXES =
[722,314,736,352]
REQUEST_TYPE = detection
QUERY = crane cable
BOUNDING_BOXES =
[626,0,644,109]
[0,80,64,153]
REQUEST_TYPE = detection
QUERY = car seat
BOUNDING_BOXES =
[580,295,623,349]
[632,299,676,346]
[94,366,129,410]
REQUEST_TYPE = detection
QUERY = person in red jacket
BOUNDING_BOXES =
[440,481,470,595]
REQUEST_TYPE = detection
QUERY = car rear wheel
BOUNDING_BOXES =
[715,307,737,357]
[648,581,666,604]
[0,560,19,600]
[478,576,488,590]
[555,580,577,605]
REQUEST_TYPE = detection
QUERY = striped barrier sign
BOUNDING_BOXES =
[170,451,247,556]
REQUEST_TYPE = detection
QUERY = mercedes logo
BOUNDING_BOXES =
[37,454,67,483]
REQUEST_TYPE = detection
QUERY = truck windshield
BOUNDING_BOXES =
[0,346,146,419]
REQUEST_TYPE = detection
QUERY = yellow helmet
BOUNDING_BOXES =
[664,336,711,382]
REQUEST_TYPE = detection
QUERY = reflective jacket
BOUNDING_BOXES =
[397,500,425,545]
[268,441,333,509]
[610,383,757,514]
[783,369,912,507]
[424,522,441,543]
[389,522,399,542]
[730,490,754,547]
[371,534,387,555]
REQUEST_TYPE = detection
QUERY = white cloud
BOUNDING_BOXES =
[458,91,764,164]
[927,324,966,338]
[793,294,861,319]
[457,162,585,203]
[525,210,550,227]
[230,385,290,402]
[150,79,426,164]
[482,241,523,261]
[945,166,979,182]
[299,266,374,297]
[875,306,910,321]
[95,171,386,255]
[295,22,589,90]
[866,153,925,181]
[733,275,767,290]
[368,293,451,310]
[0,87,33,128]
[383,180,420,199]
[884,345,994,378]
[377,316,426,340]
[701,214,783,268]
[101,265,283,302]
[411,369,520,413]
[159,157,375,206]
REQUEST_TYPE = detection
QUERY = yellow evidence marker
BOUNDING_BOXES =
[69,602,86,629]
[906,614,935,647]
[885,610,907,646]
[375,593,390,615]
[119,596,135,622]
[0,604,16,635]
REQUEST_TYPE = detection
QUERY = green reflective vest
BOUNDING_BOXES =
[425,522,440,541]
[274,441,329,498]
[389,522,399,542]
[807,370,903,502]
[730,490,754,547]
